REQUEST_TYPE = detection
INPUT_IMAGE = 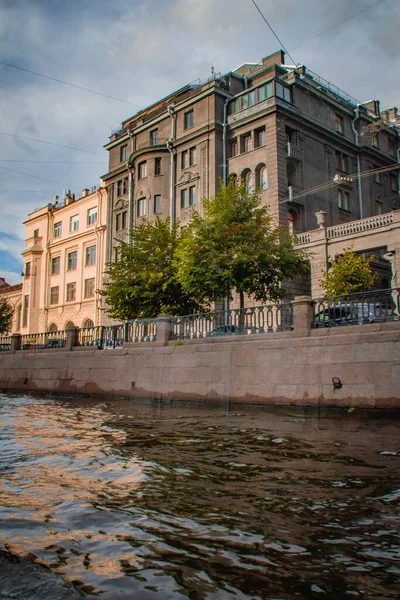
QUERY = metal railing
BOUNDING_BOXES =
[0,335,11,350]
[313,288,399,328]
[20,330,68,350]
[173,303,293,340]
[78,319,157,348]
[286,143,303,160]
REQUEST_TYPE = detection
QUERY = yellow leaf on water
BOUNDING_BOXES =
[348,407,355,413]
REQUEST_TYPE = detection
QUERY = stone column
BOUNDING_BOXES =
[66,326,79,350]
[383,249,400,312]
[10,333,21,352]
[156,314,173,345]
[292,296,314,335]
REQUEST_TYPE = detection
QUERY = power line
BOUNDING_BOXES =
[0,61,144,109]
[249,0,298,66]
[0,131,105,156]
[0,190,55,193]
[0,160,107,164]
[293,0,387,49]
[0,165,81,190]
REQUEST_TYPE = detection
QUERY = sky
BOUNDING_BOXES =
[0,0,399,284]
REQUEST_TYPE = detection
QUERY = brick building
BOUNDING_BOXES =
[102,50,399,270]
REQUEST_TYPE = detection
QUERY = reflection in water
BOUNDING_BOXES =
[0,393,399,599]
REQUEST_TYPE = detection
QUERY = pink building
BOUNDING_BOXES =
[19,185,107,334]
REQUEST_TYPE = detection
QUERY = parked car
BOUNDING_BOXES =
[205,325,265,337]
[314,303,397,328]
[87,338,124,349]
[46,339,66,348]
[0,343,11,351]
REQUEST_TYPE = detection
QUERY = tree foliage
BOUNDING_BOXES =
[320,246,378,297]
[0,296,13,335]
[174,181,308,308]
[102,217,205,320]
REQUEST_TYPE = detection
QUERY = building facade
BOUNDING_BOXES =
[17,185,107,334]
[102,50,399,258]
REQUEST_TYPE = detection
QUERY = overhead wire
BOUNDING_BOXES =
[0,165,82,190]
[0,61,144,109]
[0,132,105,156]
[0,160,107,164]
[292,0,387,49]
[249,0,298,66]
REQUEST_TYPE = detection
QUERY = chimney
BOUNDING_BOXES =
[82,188,89,197]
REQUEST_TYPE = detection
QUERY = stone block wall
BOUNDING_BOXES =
[0,322,399,408]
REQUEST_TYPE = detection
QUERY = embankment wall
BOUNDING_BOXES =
[0,322,399,408]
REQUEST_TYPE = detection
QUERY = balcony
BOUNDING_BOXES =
[288,186,304,205]
[286,143,303,161]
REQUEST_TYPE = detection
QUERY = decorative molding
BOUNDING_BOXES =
[176,171,200,186]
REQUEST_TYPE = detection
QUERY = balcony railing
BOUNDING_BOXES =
[327,213,395,239]
[286,143,303,161]
[20,330,68,350]
[135,138,169,152]
[288,186,304,204]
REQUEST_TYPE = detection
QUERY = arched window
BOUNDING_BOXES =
[83,318,94,329]
[65,321,75,330]
[16,305,22,331]
[242,169,253,194]
[228,173,238,187]
[48,323,58,332]
[256,164,268,191]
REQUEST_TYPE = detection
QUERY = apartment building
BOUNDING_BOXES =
[102,50,399,267]
[18,185,107,334]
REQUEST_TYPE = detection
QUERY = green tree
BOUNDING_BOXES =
[102,217,205,321]
[174,181,308,309]
[0,296,13,335]
[320,246,378,297]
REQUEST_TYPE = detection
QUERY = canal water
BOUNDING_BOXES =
[0,393,399,599]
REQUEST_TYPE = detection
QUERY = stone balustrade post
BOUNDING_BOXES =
[156,314,173,345]
[292,296,314,335]
[66,326,79,350]
[10,333,21,352]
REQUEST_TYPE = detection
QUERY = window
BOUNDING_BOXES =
[388,138,396,156]
[85,245,96,266]
[150,129,159,145]
[241,133,252,153]
[70,215,79,232]
[391,175,398,192]
[229,139,238,158]
[116,178,128,196]
[189,186,196,206]
[116,180,122,196]
[256,165,268,191]
[155,157,162,175]
[120,144,128,161]
[182,150,189,169]
[33,229,39,238]
[374,167,382,184]
[67,251,77,271]
[138,198,146,217]
[249,91,256,106]
[122,211,127,229]
[335,114,344,134]
[287,211,297,235]
[138,161,147,179]
[25,262,31,276]
[22,295,29,328]
[87,207,97,225]
[154,195,161,214]
[335,151,349,172]
[116,211,127,231]
[84,278,95,298]
[375,200,383,215]
[372,133,379,148]
[50,286,59,304]
[83,318,94,328]
[123,177,128,194]
[54,221,62,238]
[275,82,291,102]
[116,213,121,231]
[258,86,266,102]
[66,282,76,302]
[48,323,57,332]
[181,188,189,209]
[255,127,266,148]
[338,189,350,211]
[51,256,60,275]
[242,94,249,110]
[229,173,238,187]
[242,170,253,194]
[184,110,194,129]
[190,147,197,166]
